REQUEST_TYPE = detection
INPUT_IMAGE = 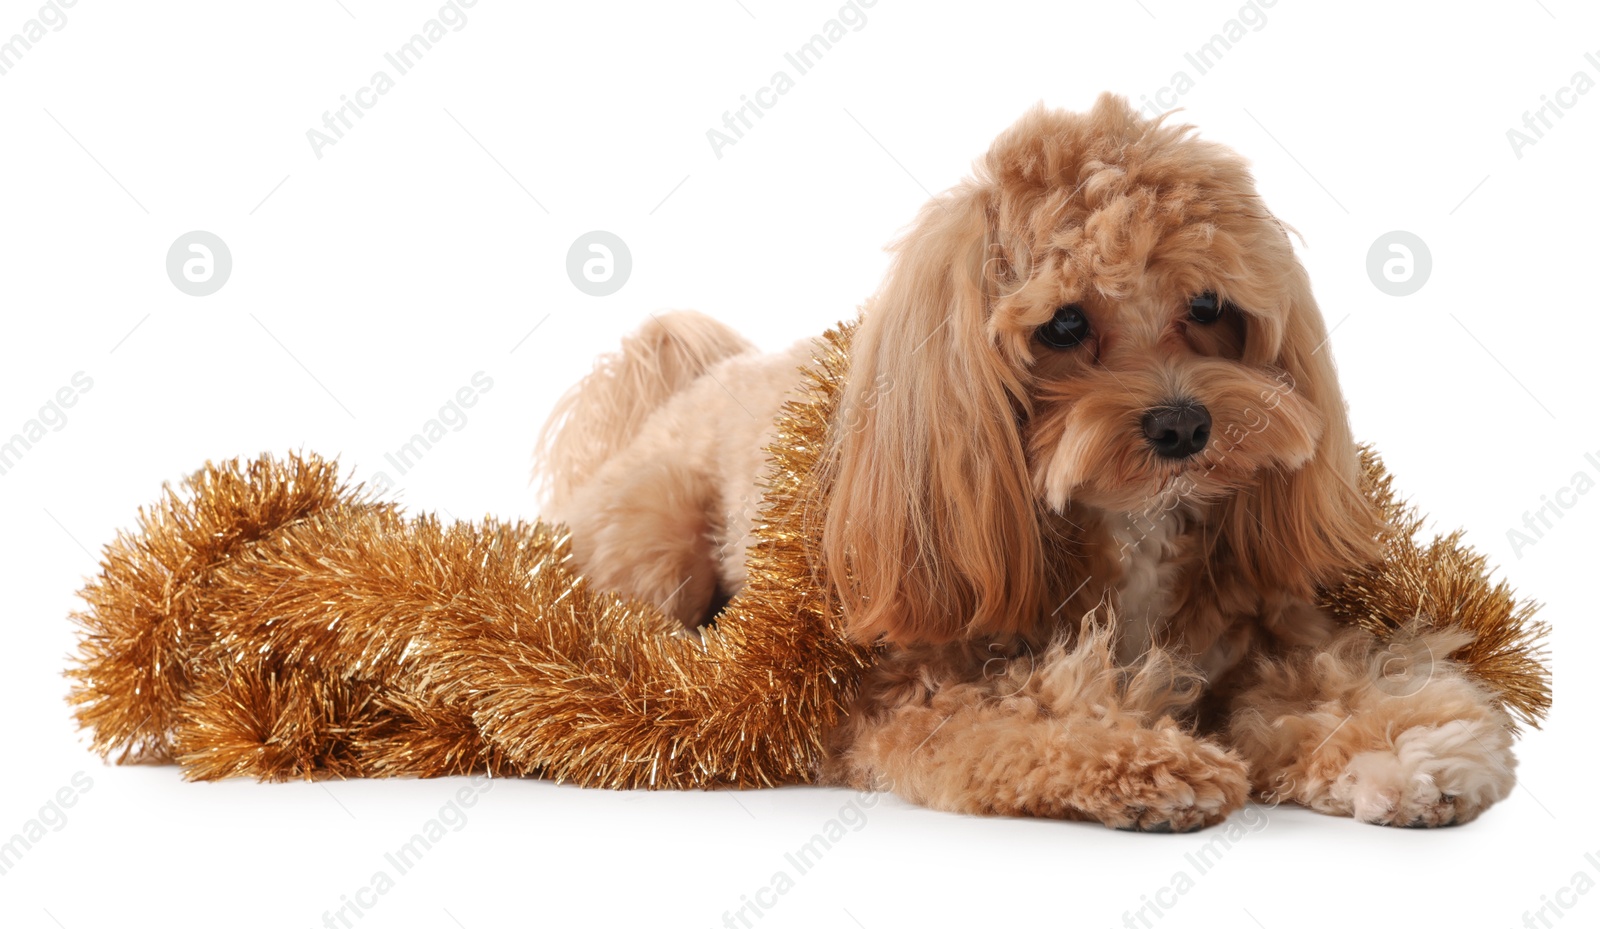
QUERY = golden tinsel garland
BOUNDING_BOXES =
[67,325,1549,786]
[1319,447,1551,729]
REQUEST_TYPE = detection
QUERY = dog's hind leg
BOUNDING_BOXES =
[534,310,754,511]
[556,457,726,630]
[533,312,766,630]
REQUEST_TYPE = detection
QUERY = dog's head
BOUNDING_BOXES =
[822,94,1381,645]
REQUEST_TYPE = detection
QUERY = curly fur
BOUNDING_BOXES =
[536,94,1518,830]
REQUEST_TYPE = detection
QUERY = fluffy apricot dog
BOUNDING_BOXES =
[537,94,1515,830]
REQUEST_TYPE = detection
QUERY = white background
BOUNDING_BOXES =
[1,1,1594,927]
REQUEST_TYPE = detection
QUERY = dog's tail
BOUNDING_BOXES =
[534,310,753,508]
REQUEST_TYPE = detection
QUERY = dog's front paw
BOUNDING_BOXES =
[1088,725,1251,833]
[1329,720,1516,827]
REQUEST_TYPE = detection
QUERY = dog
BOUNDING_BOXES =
[535,94,1516,831]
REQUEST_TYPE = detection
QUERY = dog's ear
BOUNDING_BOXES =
[1213,264,1382,597]
[820,184,1044,645]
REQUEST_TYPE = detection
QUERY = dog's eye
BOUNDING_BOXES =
[1037,305,1091,349]
[1188,292,1227,324]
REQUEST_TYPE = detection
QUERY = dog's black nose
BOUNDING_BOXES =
[1141,402,1211,459]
